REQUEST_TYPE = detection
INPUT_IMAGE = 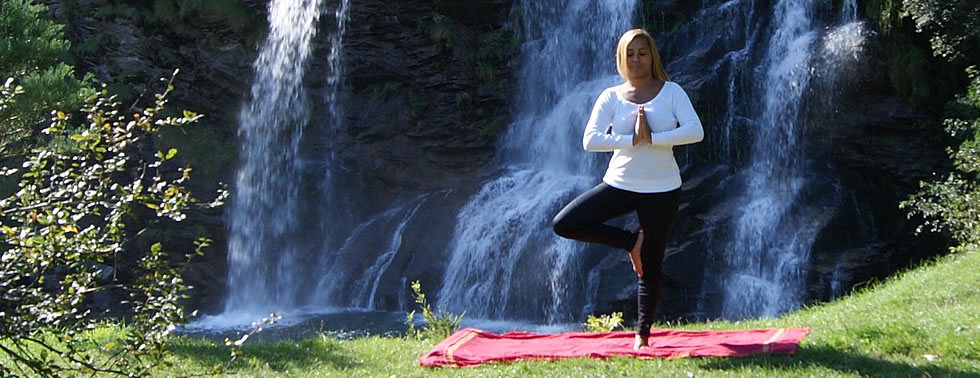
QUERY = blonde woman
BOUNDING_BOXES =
[553,29,704,350]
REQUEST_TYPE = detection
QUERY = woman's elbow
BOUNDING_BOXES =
[693,127,704,143]
[582,134,596,151]
[683,122,704,144]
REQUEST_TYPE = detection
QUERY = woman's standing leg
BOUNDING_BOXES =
[633,189,681,346]
[552,183,639,251]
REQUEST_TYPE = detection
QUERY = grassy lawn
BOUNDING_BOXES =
[3,248,977,376]
[156,247,979,377]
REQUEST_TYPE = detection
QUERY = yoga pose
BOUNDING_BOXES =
[552,28,703,350]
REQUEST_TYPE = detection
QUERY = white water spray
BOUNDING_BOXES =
[718,0,834,318]
[841,0,858,23]
[437,0,637,323]
[223,0,350,319]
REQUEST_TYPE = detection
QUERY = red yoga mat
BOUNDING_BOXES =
[420,327,810,367]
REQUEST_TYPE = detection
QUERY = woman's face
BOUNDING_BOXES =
[625,37,652,80]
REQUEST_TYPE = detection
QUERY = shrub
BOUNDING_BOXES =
[902,66,980,247]
[584,312,624,332]
[0,71,225,376]
[404,280,464,340]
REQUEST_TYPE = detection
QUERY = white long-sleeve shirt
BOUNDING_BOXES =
[583,81,704,193]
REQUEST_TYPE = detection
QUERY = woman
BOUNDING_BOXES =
[552,28,703,350]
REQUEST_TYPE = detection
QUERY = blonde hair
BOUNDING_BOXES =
[615,29,669,82]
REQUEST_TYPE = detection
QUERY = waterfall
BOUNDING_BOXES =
[436,0,637,324]
[223,0,348,317]
[207,0,880,332]
[672,0,869,319]
[718,0,821,318]
[437,0,867,324]
[660,0,760,164]
[841,0,858,23]
[306,193,438,310]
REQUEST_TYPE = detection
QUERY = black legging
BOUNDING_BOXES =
[552,182,680,337]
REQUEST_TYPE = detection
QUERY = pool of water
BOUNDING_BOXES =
[178,308,584,342]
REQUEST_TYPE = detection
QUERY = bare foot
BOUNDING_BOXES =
[633,334,648,350]
[628,230,643,278]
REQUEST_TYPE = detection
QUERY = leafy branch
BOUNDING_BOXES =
[0,70,225,375]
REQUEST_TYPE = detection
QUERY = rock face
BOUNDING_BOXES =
[45,0,267,130]
[47,0,954,320]
[333,0,516,191]
[42,0,271,314]
[46,0,519,314]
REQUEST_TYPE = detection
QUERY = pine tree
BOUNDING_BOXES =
[0,0,92,155]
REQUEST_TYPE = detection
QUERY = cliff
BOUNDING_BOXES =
[43,0,955,319]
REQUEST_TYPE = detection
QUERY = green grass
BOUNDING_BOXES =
[154,247,980,377]
[5,248,979,376]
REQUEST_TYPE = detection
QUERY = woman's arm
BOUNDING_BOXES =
[650,84,704,146]
[583,89,632,151]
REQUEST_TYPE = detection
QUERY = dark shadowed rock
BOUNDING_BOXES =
[45,0,954,323]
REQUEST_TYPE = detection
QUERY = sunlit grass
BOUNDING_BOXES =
[5,248,978,376]
[154,247,979,377]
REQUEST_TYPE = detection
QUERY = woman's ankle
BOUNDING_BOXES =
[628,230,644,277]
[633,334,649,350]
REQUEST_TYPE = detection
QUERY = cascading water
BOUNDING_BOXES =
[306,192,446,310]
[223,0,349,319]
[207,0,879,333]
[841,0,858,22]
[819,0,872,302]
[657,0,873,319]
[436,0,637,324]
[719,0,823,318]
[437,0,871,324]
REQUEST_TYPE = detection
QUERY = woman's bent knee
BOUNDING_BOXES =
[552,214,573,238]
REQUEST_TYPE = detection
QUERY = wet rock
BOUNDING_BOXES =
[331,0,517,192]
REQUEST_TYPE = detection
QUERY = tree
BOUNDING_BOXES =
[0,0,92,155]
[0,71,225,376]
[902,0,980,65]
[901,0,980,248]
[902,67,980,246]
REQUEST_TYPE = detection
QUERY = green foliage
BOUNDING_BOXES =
[368,81,404,100]
[151,0,253,37]
[94,0,253,38]
[477,28,515,62]
[864,0,904,36]
[862,0,935,107]
[902,0,980,64]
[479,113,508,140]
[860,0,979,107]
[429,13,455,51]
[408,102,426,119]
[61,0,257,54]
[897,2,980,244]
[454,91,472,114]
[902,66,980,246]
[476,61,496,83]
[476,28,515,91]
[887,40,934,107]
[0,0,67,76]
[584,312,624,332]
[156,123,236,179]
[0,79,22,121]
[0,0,93,153]
[404,280,464,340]
[0,71,225,376]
